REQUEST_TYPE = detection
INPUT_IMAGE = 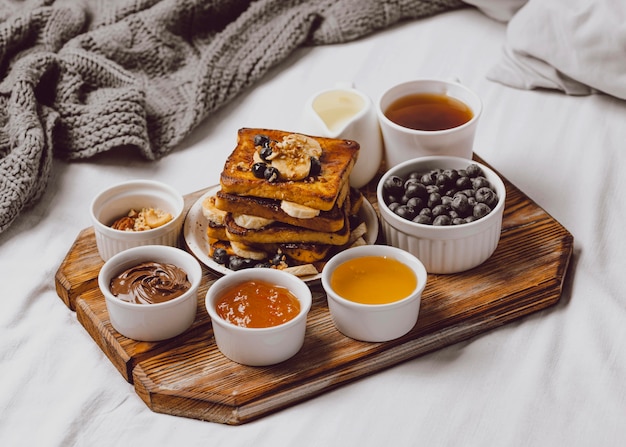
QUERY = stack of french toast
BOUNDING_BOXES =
[202,127,369,276]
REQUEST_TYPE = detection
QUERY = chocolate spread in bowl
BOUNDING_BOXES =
[110,261,191,304]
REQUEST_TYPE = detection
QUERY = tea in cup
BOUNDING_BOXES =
[377,79,482,167]
[299,83,383,188]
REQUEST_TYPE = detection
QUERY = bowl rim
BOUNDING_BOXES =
[321,244,428,310]
[98,245,202,309]
[90,179,185,237]
[376,155,506,235]
[205,268,313,333]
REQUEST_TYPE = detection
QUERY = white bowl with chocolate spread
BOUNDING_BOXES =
[98,245,202,341]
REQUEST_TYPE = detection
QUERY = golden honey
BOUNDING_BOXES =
[330,256,417,305]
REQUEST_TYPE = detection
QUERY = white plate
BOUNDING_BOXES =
[183,185,379,282]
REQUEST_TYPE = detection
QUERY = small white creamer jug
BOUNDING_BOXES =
[299,82,383,189]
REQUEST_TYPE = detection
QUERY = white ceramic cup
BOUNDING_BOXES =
[299,82,383,188]
[377,79,482,168]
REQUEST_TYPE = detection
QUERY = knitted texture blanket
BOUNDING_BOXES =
[0,0,463,234]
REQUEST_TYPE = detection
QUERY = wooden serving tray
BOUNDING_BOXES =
[55,156,574,425]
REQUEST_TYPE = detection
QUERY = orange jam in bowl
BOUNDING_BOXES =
[330,256,417,305]
[215,279,301,328]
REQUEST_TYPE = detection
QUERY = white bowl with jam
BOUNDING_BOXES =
[321,245,428,342]
[205,268,312,366]
[90,179,185,261]
[98,245,202,341]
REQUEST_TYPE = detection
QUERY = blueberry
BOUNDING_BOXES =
[264,166,280,182]
[252,162,266,179]
[466,164,483,178]
[413,214,432,225]
[435,173,452,189]
[213,248,229,265]
[441,196,453,207]
[309,157,321,177]
[451,194,470,215]
[228,256,246,271]
[420,173,435,185]
[419,207,433,218]
[473,203,492,219]
[259,144,273,161]
[254,134,270,147]
[383,175,404,199]
[431,204,449,217]
[395,205,417,220]
[472,176,490,190]
[428,192,442,208]
[444,169,459,182]
[433,215,452,226]
[452,217,465,225]
[406,197,424,210]
[405,182,428,200]
[475,187,498,208]
[456,176,472,190]
[388,202,401,212]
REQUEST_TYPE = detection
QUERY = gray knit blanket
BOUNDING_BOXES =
[0,0,463,234]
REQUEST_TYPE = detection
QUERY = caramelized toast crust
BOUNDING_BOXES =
[220,128,359,211]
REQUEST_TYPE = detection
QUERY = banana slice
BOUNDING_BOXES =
[269,156,310,181]
[143,208,173,229]
[266,133,322,181]
[230,241,267,261]
[233,213,274,229]
[201,195,227,225]
[280,200,320,219]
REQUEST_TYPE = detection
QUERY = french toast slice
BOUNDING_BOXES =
[224,212,350,246]
[214,188,347,233]
[220,128,359,211]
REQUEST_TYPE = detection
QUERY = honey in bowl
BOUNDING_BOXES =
[215,279,301,328]
[330,256,417,305]
[384,92,473,131]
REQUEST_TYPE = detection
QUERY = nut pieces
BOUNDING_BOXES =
[111,208,173,231]
[251,133,322,182]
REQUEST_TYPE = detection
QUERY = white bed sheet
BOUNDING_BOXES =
[2,7,626,447]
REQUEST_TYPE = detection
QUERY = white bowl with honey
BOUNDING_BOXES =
[321,245,428,342]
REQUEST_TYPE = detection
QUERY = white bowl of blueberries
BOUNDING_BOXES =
[376,156,506,274]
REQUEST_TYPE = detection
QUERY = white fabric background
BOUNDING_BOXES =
[2,7,626,447]
[487,0,626,99]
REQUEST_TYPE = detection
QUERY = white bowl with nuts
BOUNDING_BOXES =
[90,179,185,261]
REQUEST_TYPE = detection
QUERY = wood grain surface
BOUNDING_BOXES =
[54,156,574,425]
